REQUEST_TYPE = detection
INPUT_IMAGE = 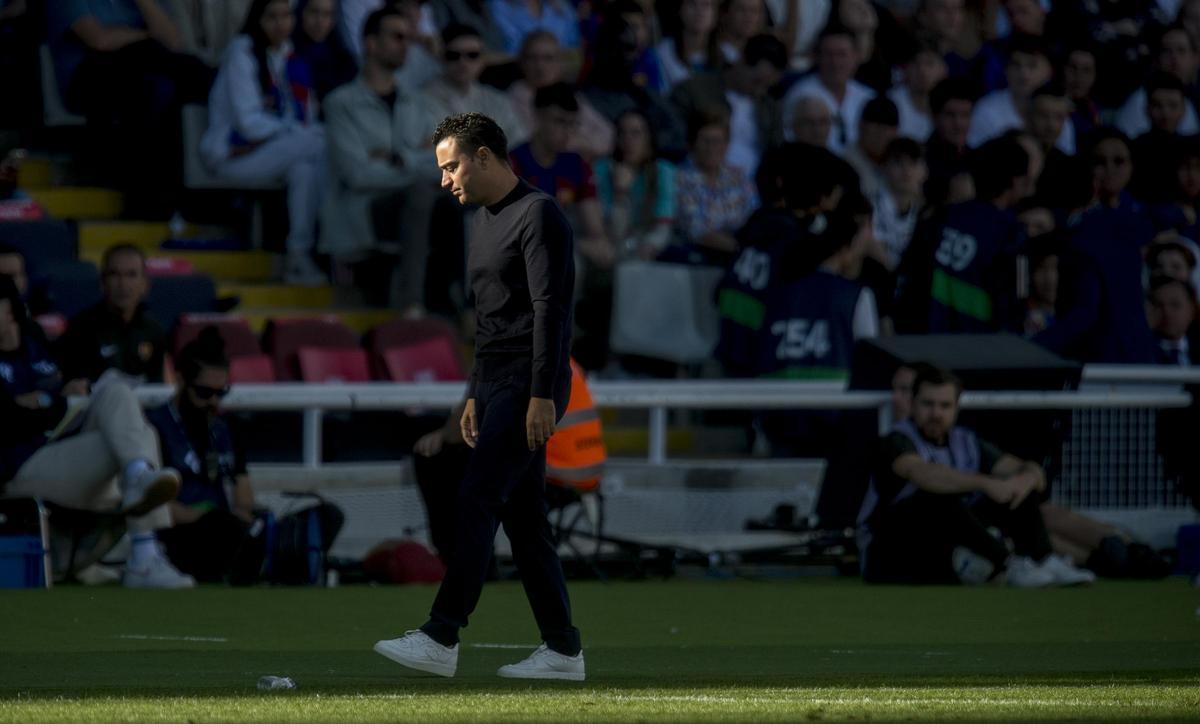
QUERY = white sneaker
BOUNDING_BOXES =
[120,467,182,517]
[284,254,326,286]
[76,562,122,586]
[373,630,458,677]
[1038,554,1096,586]
[952,546,996,585]
[1004,555,1057,588]
[497,644,585,681]
[123,553,196,589]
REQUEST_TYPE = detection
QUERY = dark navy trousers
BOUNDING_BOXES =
[422,357,580,656]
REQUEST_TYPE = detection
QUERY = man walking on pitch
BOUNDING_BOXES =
[374,112,583,681]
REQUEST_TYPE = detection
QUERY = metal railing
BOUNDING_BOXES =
[130,378,1192,467]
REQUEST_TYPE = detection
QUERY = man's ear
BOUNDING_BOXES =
[477,146,491,169]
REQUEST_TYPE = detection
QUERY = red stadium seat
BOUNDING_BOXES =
[229,354,276,384]
[381,336,465,382]
[366,318,464,380]
[175,314,261,359]
[263,316,360,382]
[297,347,371,383]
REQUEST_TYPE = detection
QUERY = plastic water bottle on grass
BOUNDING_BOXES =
[257,676,297,691]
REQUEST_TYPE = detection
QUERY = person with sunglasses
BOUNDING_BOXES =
[145,327,264,584]
[420,23,528,147]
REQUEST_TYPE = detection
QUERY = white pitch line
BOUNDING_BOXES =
[468,643,533,649]
[116,634,229,643]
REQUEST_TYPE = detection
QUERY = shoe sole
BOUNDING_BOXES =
[497,668,585,681]
[122,472,182,518]
[373,641,456,678]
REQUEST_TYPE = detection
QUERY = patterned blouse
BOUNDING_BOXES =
[674,159,759,243]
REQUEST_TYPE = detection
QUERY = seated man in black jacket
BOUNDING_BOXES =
[0,275,190,588]
[57,244,166,384]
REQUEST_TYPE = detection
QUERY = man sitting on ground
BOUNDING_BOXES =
[857,363,1094,587]
[0,275,191,588]
[57,244,166,384]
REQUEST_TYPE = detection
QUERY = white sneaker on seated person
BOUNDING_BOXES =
[497,643,585,681]
[123,535,195,589]
[1004,555,1057,588]
[1038,553,1096,586]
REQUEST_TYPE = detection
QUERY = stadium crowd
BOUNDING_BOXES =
[0,0,1198,587]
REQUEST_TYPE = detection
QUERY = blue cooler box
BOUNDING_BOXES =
[0,498,51,588]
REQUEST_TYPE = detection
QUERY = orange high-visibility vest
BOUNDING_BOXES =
[546,359,606,492]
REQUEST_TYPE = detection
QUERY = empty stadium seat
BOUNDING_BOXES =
[145,274,217,333]
[229,354,276,384]
[35,260,100,319]
[381,336,465,382]
[297,347,371,383]
[366,318,464,380]
[0,220,77,277]
[263,317,360,381]
[174,314,262,358]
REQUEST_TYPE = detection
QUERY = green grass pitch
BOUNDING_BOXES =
[1,578,1198,722]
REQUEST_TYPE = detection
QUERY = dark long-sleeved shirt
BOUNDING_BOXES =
[57,302,166,383]
[467,179,574,399]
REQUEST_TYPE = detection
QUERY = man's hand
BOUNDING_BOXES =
[169,501,203,526]
[984,472,1041,510]
[62,378,90,397]
[526,397,556,451]
[414,429,446,457]
[13,392,44,409]
[460,399,479,448]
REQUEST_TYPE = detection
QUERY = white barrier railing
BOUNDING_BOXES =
[131,380,1192,467]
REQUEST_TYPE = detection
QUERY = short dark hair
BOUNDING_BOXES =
[743,33,788,70]
[533,81,579,112]
[1148,273,1198,303]
[816,23,856,50]
[441,22,481,47]
[861,96,899,127]
[911,363,963,399]
[883,137,924,163]
[1006,33,1049,63]
[1147,70,1187,98]
[687,107,730,146]
[101,244,146,272]
[756,142,843,210]
[363,5,405,40]
[177,326,229,384]
[970,136,1029,202]
[0,241,22,261]
[930,78,975,114]
[432,112,510,159]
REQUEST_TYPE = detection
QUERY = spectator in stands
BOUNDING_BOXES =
[763,0,830,71]
[1028,82,1075,207]
[923,77,974,206]
[592,109,677,261]
[508,31,615,160]
[321,5,438,312]
[789,96,834,148]
[843,96,899,197]
[1115,26,1200,139]
[1064,46,1100,137]
[590,0,666,93]
[0,147,43,220]
[488,0,580,56]
[968,35,1072,154]
[673,111,759,264]
[200,0,328,286]
[148,327,344,582]
[669,33,787,176]
[1131,73,1191,204]
[56,244,166,384]
[422,24,527,144]
[783,25,876,154]
[167,0,253,60]
[0,242,27,299]
[579,12,688,159]
[1035,143,1158,363]
[713,0,767,65]
[0,275,192,589]
[873,138,926,270]
[858,363,1094,586]
[293,0,358,103]
[342,0,442,91]
[1146,238,1198,283]
[427,0,505,58]
[899,136,1029,334]
[655,0,720,89]
[1147,275,1198,366]
[510,83,615,270]
[1022,232,1059,336]
[888,41,947,142]
[890,362,916,421]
